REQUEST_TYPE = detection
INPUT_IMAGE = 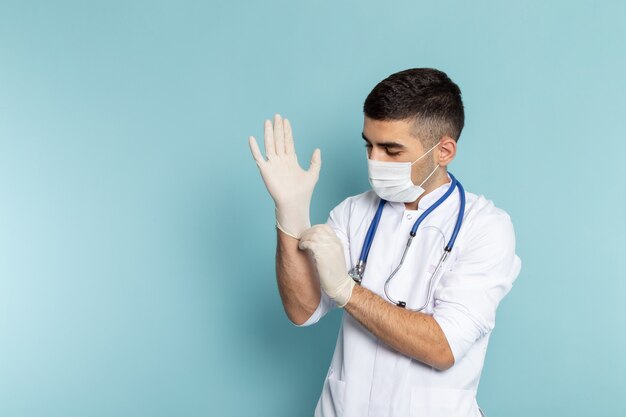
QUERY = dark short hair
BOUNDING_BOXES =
[363,68,465,145]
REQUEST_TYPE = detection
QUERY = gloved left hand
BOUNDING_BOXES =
[248,114,321,239]
[298,224,355,308]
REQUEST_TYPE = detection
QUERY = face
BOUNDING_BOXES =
[362,116,440,186]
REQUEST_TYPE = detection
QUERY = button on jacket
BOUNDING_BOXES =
[296,178,522,417]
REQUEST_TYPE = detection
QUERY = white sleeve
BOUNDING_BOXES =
[432,211,522,362]
[292,290,336,327]
[292,197,353,327]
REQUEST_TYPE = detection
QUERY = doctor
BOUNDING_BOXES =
[248,68,521,417]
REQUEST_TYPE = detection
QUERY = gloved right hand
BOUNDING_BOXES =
[248,114,322,239]
[298,224,355,308]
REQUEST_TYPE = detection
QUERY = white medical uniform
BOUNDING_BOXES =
[295,176,522,417]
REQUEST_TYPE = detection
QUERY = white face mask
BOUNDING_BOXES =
[367,142,440,203]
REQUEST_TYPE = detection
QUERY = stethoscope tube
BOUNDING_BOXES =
[446,178,465,251]
[362,199,386,263]
[351,199,386,284]
[409,175,459,238]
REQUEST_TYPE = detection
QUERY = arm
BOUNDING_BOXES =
[344,213,521,370]
[299,225,453,369]
[276,229,322,325]
[344,285,454,371]
[248,114,323,325]
[300,213,521,370]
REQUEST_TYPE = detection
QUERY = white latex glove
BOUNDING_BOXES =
[248,114,321,239]
[298,224,355,308]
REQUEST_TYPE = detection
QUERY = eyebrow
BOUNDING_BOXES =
[361,132,406,149]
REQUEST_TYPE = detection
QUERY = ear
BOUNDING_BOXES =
[437,136,457,167]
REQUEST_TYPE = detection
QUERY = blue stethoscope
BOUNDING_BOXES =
[348,172,466,311]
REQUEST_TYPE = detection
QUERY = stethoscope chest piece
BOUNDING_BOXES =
[348,260,366,284]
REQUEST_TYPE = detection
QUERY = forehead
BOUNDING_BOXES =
[362,117,423,149]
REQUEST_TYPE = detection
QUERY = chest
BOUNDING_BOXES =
[347,206,460,312]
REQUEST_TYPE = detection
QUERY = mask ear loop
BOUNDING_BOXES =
[413,142,442,187]
[410,141,440,165]
[418,164,441,188]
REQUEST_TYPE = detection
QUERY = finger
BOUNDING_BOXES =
[264,119,276,158]
[298,227,315,244]
[284,118,295,155]
[299,225,327,244]
[308,148,322,176]
[312,225,335,242]
[298,228,320,247]
[298,239,310,251]
[298,237,316,252]
[274,113,285,156]
[316,224,334,236]
[248,136,266,166]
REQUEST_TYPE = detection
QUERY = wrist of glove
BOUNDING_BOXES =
[298,224,355,308]
[320,272,355,308]
[275,202,311,240]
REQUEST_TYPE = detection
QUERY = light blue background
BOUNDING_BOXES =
[1,0,624,416]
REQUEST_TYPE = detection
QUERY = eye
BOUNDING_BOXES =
[384,146,401,156]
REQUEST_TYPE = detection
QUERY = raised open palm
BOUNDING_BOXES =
[248,114,322,238]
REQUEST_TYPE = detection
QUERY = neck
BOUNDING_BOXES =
[404,170,451,211]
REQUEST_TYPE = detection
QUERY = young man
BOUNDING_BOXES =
[248,68,521,417]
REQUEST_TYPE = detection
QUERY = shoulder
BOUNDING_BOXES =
[458,190,518,254]
[464,191,513,222]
